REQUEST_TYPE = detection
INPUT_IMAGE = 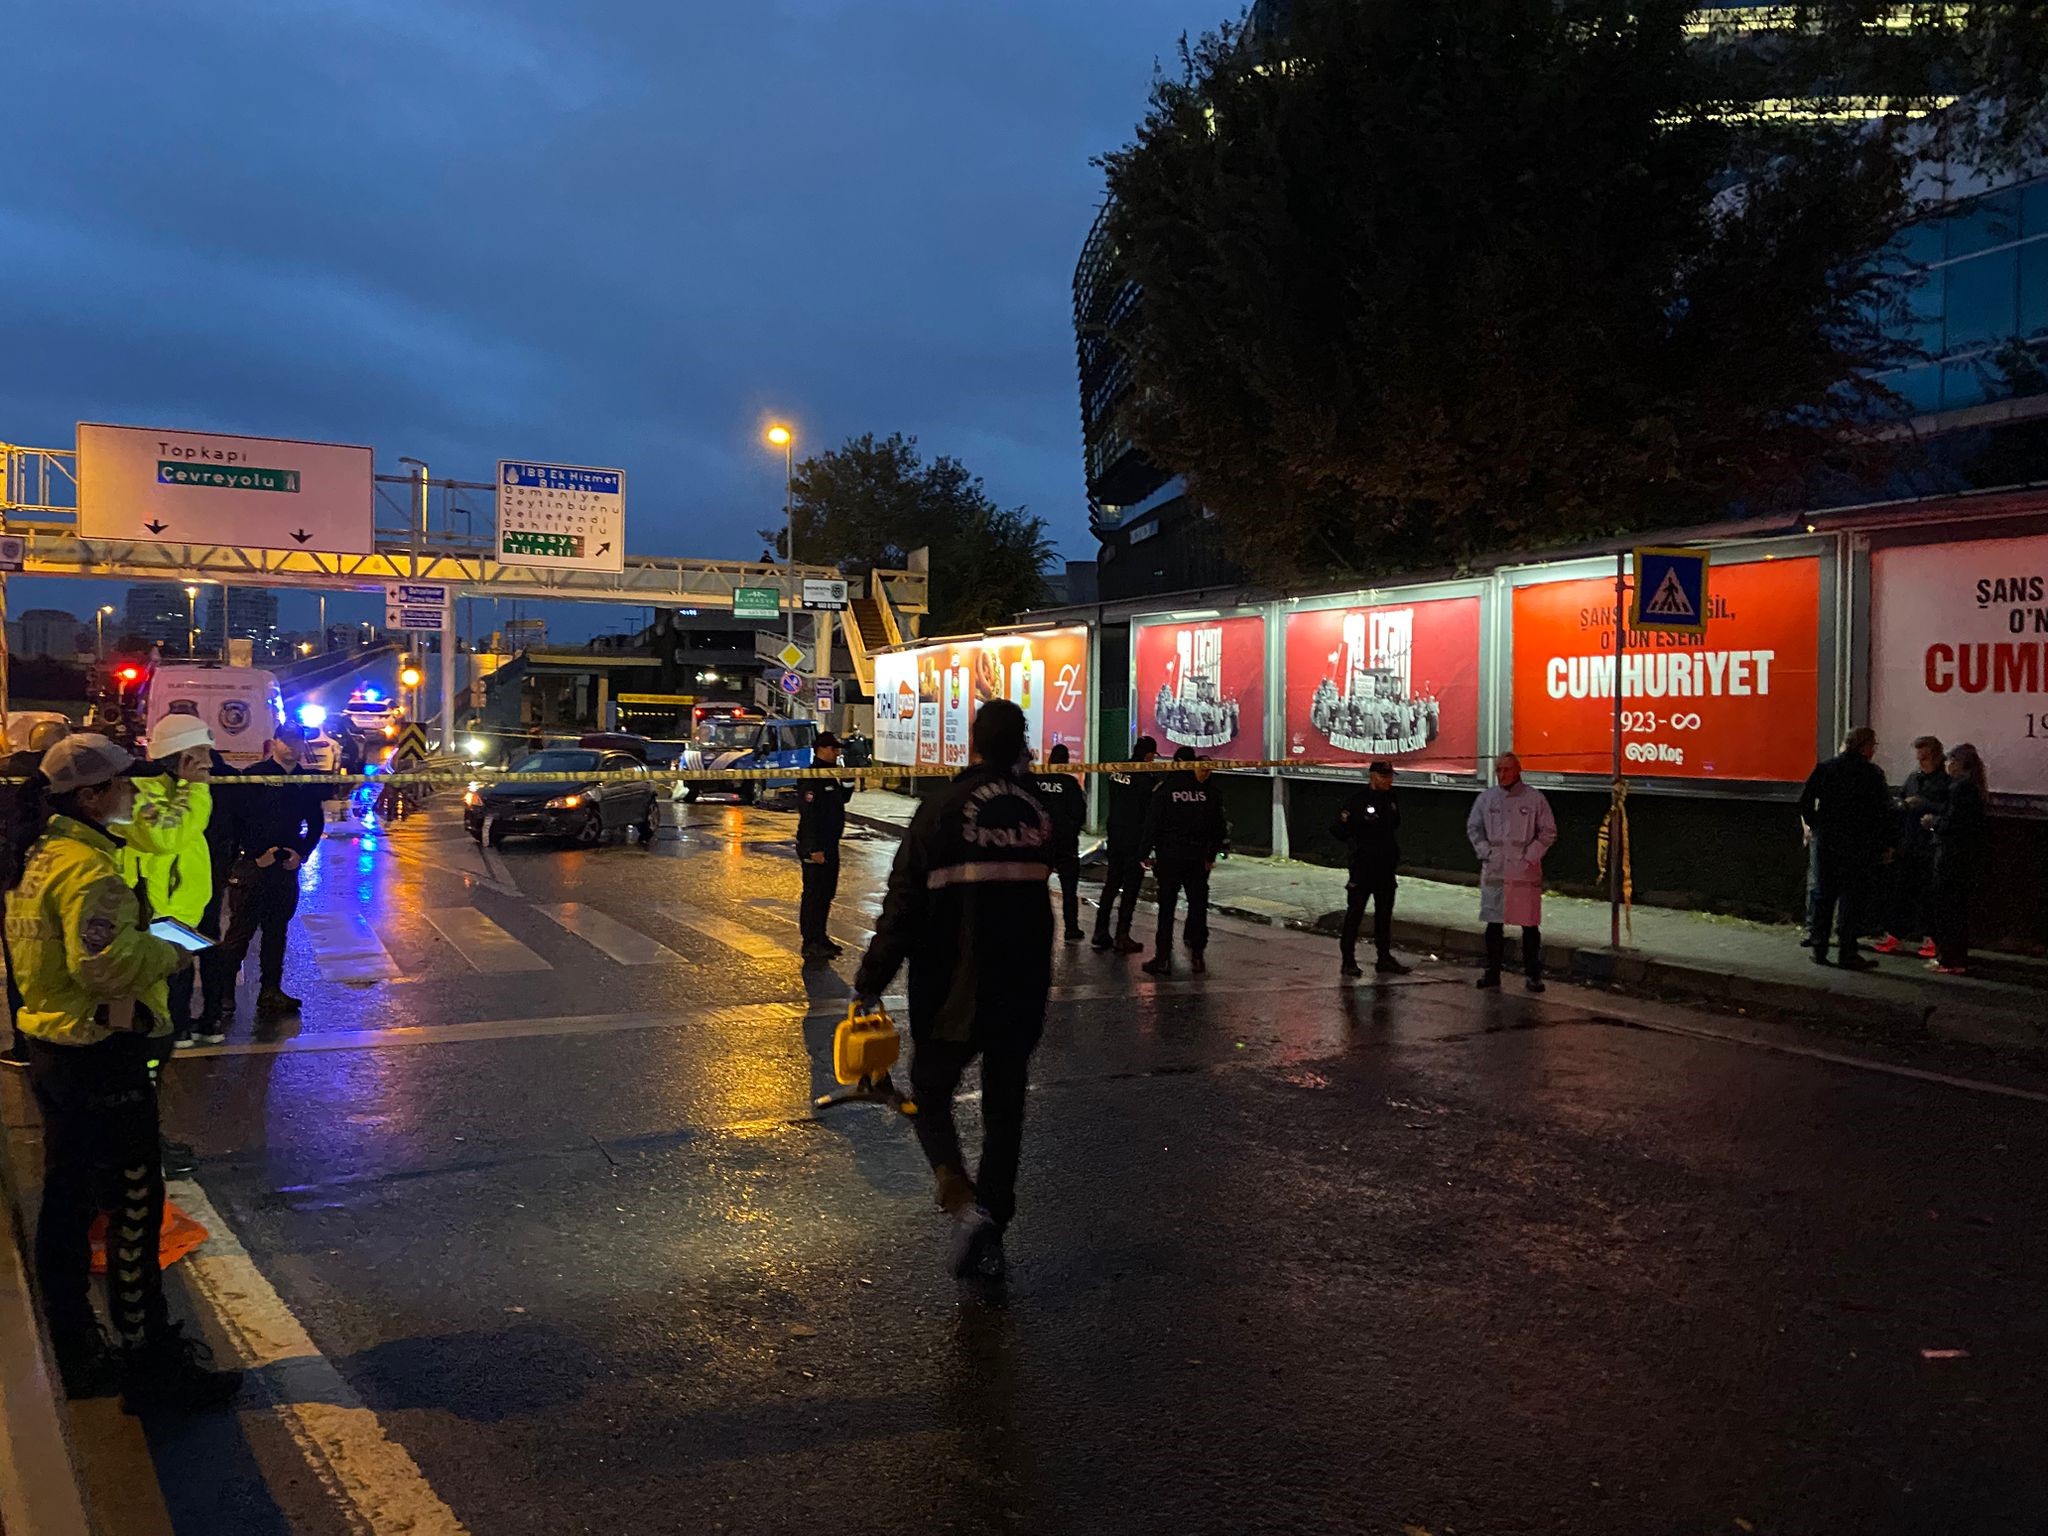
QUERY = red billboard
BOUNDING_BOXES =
[1133,615,1267,757]
[1284,595,1482,772]
[1510,557,1821,781]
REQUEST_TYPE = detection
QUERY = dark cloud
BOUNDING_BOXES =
[5,0,1220,636]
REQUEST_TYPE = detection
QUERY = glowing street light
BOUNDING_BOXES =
[96,604,114,660]
[184,585,199,656]
[764,422,796,643]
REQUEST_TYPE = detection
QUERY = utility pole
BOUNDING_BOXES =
[398,457,430,734]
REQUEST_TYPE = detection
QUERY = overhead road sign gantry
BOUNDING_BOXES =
[76,424,375,555]
[0,443,931,614]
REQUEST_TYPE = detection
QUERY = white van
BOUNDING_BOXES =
[142,665,286,768]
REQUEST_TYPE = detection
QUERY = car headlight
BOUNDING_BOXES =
[462,789,479,807]
[545,793,584,810]
[464,736,487,758]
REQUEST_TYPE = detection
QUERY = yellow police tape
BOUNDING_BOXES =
[211,757,1311,788]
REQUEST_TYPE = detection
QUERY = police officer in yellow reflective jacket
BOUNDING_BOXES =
[120,714,220,1047]
[3,734,242,1412]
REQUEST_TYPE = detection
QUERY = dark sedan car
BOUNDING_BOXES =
[464,749,658,847]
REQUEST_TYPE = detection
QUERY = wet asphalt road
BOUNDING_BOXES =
[28,797,2048,1535]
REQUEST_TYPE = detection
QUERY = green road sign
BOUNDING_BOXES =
[733,586,780,619]
[501,530,582,559]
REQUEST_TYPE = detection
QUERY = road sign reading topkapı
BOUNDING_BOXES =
[497,460,625,573]
[77,424,375,554]
[1631,547,1712,636]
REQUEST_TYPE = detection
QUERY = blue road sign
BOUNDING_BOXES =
[778,669,805,696]
[1631,546,1711,635]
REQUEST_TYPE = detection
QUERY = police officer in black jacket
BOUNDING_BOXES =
[221,725,328,1019]
[1031,743,1088,943]
[1797,726,1892,970]
[1090,735,1157,954]
[853,701,1053,1282]
[1333,760,1412,979]
[795,732,850,963]
[1140,746,1229,978]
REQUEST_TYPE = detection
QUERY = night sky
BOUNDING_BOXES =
[3,0,1222,638]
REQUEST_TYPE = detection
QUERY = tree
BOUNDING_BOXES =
[768,432,1055,633]
[1095,0,2048,588]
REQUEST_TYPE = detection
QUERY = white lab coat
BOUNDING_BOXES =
[1466,782,1557,927]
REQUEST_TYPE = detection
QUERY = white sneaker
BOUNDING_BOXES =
[949,1204,1002,1279]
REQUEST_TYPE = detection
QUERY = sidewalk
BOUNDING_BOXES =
[847,791,2047,1052]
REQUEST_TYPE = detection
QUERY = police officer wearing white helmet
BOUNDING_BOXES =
[2,733,243,1411]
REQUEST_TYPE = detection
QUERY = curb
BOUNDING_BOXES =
[1210,900,2046,1055]
[0,1102,97,1536]
[839,802,2045,1055]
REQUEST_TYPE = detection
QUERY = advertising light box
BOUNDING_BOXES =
[1132,614,1267,757]
[872,627,1089,768]
[1284,595,1482,773]
[1510,557,1822,781]
[1871,533,2048,796]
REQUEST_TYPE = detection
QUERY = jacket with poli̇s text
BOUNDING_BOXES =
[853,764,1055,1044]
[120,774,214,927]
[1142,772,1230,866]
[5,814,185,1046]
[794,775,851,861]
[1102,769,1156,856]
[230,763,327,864]
[1332,786,1401,872]
[1029,771,1087,852]
[1798,750,1893,864]
[1465,782,1557,928]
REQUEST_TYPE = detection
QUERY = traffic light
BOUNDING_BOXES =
[399,660,423,690]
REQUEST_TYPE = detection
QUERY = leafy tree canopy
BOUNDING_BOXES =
[766,432,1055,634]
[1097,0,2048,587]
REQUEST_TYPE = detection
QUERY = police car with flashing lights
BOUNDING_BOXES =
[672,714,817,805]
[342,686,401,739]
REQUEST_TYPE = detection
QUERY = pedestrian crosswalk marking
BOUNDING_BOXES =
[301,911,402,983]
[661,906,790,960]
[422,908,552,973]
[536,903,686,967]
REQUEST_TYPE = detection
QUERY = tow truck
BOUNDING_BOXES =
[672,708,818,805]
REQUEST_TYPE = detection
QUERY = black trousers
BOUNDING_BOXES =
[27,1032,167,1350]
[1341,867,1397,960]
[1809,850,1874,961]
[1154,856,1211,957]
[1095,852,1143,940]
[909,1027,1037,1229]
[1052,848,1081,936]
[1931,856,1976,968]
[196,885,232,1026]
[1484,923,1543,980]
[222,860,300,990]
[1884,847,1935,941]
[799,857,840,947]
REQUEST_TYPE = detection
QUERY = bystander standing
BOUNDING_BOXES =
[1798,727,1891,971]
[1926,743,1989,976]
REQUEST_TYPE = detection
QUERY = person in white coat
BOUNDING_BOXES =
[1465,752,1558,992]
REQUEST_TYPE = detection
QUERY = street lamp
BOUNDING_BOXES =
[184,585,199,656]
[764,423,796,645]
[96,604,114,661]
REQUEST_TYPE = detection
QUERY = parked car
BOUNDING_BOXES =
[464,748,657,847]
[673,717,817,805]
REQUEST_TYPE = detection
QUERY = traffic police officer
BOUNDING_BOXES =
[796,731,850,963]
[1333,760,1411,978]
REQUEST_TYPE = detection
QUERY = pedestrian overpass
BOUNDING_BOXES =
[1,441,927,747]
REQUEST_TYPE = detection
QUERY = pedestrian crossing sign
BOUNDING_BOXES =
[1630,547,1711,636]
